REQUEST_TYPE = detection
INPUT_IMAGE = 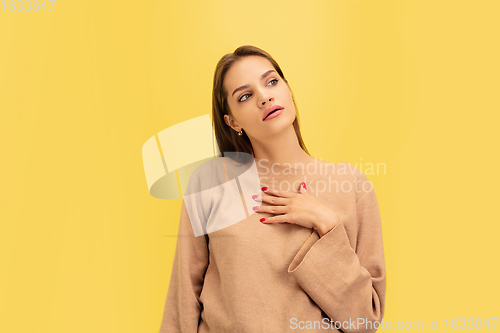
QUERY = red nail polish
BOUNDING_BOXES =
[261,186,268,191]
[252,195,259,200]
[253,206,259,211]
[302,182,306,189]
[260,218,266,222]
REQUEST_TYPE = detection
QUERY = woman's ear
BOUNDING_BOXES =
[224,114,240,131]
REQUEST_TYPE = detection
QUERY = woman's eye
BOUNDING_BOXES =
[238,79,279,102]
[268,78,279,85]
[239,93,250,102]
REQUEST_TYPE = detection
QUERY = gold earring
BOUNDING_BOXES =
[237,129,243,136]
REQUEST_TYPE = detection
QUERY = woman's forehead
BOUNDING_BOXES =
[225,56,274,89]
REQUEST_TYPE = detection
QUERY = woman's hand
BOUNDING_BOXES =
[252,182,341,237]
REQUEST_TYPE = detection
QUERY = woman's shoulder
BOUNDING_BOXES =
[184,157,224,196]
[184,154,255,195]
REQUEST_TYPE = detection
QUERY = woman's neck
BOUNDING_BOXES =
[250,126,314,166]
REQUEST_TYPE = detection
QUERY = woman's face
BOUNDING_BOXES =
[223,56,296,141]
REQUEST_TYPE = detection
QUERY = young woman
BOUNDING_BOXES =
[160,45,386,332]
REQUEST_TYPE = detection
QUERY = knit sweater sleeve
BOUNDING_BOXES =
[287,175,386,333]
[159,199,209,333]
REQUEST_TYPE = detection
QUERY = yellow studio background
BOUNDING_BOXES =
[0,0,498,332]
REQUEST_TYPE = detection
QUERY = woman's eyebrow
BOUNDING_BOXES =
[231,69,277,97]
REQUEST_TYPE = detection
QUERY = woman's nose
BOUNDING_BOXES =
[260,95,273,106]
[254,86,273,105]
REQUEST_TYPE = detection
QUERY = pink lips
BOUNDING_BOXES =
[263,109,283,121]
[263,105,284,120]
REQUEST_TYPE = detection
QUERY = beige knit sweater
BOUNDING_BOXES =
[159,156,386,333]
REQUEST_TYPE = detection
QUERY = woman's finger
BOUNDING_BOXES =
[253,204,288,215]
[261,186,295,198]
[259,214,291,224]
[259,193,290,206]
